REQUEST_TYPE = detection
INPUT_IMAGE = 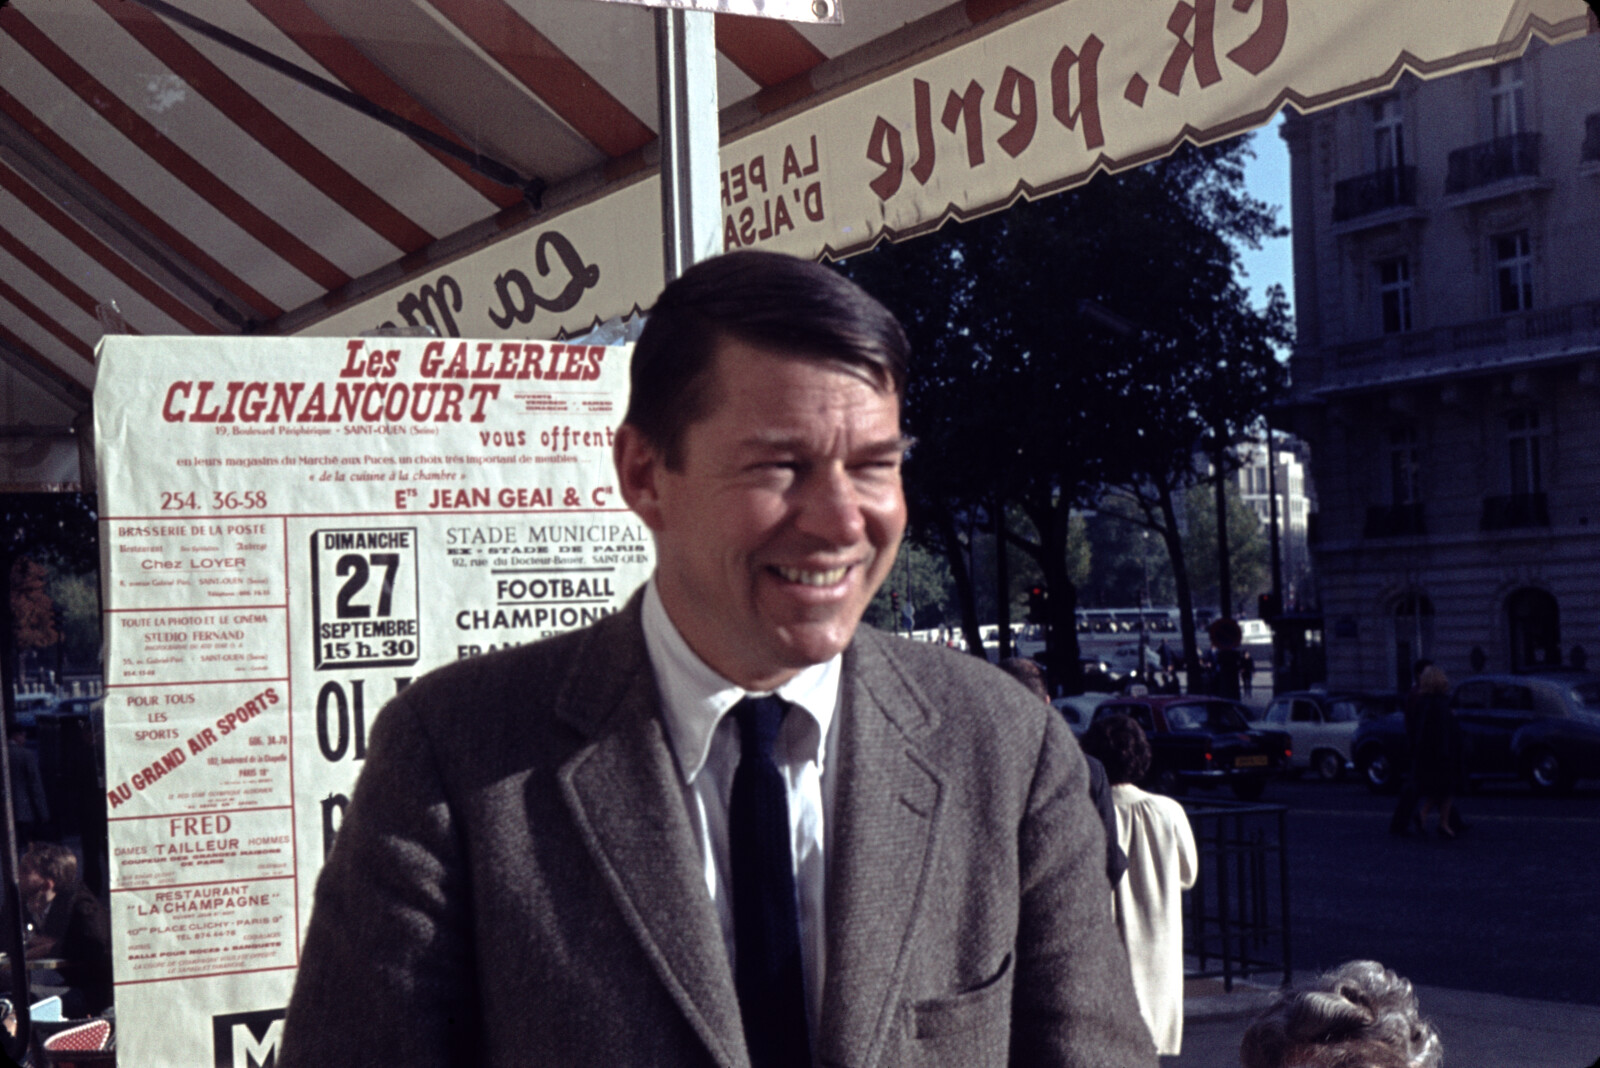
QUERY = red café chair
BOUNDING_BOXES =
[40,1017,114,1067]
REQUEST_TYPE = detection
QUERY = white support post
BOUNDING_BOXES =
[656,7,722,282]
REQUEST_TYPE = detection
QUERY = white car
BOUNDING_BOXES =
[1261,692,1387,780]
[1107,643,1162,678]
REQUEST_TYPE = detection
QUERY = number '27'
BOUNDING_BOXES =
[335,553,399,618]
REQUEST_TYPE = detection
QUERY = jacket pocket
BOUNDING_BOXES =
[908,952,1013,1039]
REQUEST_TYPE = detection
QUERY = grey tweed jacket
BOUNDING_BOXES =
[279,595,1157,1068]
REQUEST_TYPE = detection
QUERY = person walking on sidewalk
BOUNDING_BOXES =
[1411,666,1462,838]
[1390,658,1432,837]
[1084,713,1198,1055]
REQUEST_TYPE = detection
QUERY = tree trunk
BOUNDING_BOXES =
[932,506,988,658]
[1213,443,1233,620]
[1159,483,1202,693]
[994,498,1011,660]
[1026,498,1082,696]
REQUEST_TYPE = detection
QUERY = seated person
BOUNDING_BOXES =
[1240,960,1442,1068]
[20,843,113,1017]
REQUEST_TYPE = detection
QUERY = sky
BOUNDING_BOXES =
[1236,112,1295,323]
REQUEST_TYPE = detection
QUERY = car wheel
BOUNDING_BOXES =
[1230,776,1267,801]
[1525,748,1574,797]
[1360,748,1398,794]
[1313,750,1345,782]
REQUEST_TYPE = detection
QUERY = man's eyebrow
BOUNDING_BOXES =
[736,432,915,455]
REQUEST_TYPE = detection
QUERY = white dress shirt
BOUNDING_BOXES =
[640,580,838,1038]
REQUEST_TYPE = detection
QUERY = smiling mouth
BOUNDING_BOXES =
[773,564,850,586]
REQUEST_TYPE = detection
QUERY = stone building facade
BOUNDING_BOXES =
[1232,437,1315,612]
[1283,34,1600,693]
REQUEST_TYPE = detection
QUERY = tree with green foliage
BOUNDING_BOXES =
[842,134,1288,690]
[2,493,100,716]
[1181,480,1271,616]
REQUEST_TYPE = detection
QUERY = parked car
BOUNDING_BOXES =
[1092,694,1292,801]
[9,693,56,730]
[1106,643,1162,680]
[1262,691,1396,781]
[1051,694,1103,736]
[1351,672,1600,795]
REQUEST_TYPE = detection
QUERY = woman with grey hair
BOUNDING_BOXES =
[1240,960,1443,1068]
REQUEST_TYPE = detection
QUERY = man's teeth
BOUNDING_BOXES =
[776,565,848,586]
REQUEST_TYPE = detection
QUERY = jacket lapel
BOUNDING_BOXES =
[817,632,945,1068]
[556,602,750,1068]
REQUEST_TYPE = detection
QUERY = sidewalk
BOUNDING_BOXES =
[1168,974,1600,1067]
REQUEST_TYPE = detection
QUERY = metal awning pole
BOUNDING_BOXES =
[656,7,722,282]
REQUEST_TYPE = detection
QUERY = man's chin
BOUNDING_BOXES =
[768,619,862,670]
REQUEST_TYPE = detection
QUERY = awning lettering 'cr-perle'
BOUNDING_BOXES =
[305,0,1593,343]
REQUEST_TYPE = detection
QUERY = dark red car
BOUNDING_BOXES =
[1091,694,1292,801]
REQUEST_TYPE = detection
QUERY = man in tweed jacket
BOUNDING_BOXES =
[280,251,1157,1068]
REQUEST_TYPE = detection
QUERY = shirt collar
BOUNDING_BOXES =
[641,578,838,784]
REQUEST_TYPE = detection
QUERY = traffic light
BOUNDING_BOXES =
[1026,585,1047,624]
[1258,591,1281,620]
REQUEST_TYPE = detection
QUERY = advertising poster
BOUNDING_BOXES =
[93,334,650,1067]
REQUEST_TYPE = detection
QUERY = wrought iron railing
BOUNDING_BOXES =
[1327,298,1600,377]
[1182,799,1292,991]
[1445,132,1541,194]
[1480,492,1550,531]
[1363,502,1426,539]
[1333,166,1417,222]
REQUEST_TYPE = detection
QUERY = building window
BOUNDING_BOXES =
[1494,231,1532,313]
[1507,409,1541,496]
[1389,426,1420,507]
[1376,256,1412,333]
[1372,95,1405,170]
[1489,60,1525,139]
[1392,592,1435,694]
[1507,587,1560,672]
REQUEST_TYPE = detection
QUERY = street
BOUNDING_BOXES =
[1216,773,1600,1005]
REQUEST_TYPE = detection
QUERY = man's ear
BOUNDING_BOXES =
[613,423,666,532]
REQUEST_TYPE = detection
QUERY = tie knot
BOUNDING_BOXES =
[732,695,787,760]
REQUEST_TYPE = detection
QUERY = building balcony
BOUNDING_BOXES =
[1364,502,1426,539]
[1444,133,1547,203]
[1480,492,1549,532]
[1332,166,1419,229]
[1309,298,1600,396]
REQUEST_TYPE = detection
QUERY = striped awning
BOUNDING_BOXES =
[0,0,1592,417]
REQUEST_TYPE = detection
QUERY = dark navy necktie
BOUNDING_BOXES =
[729,695,813,1068]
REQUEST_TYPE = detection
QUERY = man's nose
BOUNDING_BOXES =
[794,464,866,545]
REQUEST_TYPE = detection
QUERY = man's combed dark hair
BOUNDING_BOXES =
[623,251,910,467]
[21,841,79,890]
[1082,713,1152,786]
[997,658,1050,702]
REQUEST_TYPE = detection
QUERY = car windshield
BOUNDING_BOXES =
[1164,703,1249,732]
